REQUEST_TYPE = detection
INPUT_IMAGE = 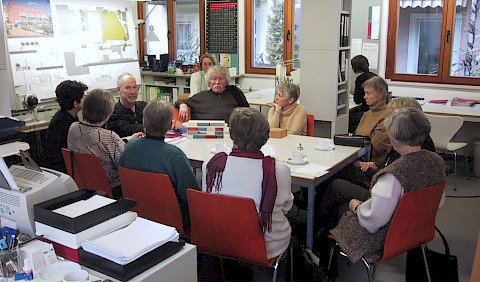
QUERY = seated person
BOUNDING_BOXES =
[175,65,249,123]
[106,73,181,136]
[353,76,392,171]
[318,107,446,263]
[267,83,307,135]
[40,80,87,173]
[190,54,217,97]
[351,97,436,186]
[349,55,377,133]
[67,89,143,199]
[202,107,293,259]
[120,99,200,230]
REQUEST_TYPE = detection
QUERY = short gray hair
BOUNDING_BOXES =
[275,83,300,101]
[82,89,114,124]
[143,99,173,137]
[229,108,269,151]
[384,107,430,146]
[204,65,231,85]
[363,76,388,97]
[117,73,135,87]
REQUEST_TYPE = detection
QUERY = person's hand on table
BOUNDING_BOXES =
[358,161,377,172]
[171,120,183,130]
[179,104,190,120]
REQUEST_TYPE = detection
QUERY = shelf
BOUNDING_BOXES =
[339,46,350,51]
[337,104,346,110]
[338,81,348,87]
[337,89,347,94]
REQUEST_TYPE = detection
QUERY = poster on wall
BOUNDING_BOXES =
[2,0,140,108]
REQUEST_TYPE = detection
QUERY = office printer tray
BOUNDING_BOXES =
[79,240,185,281]
[34,189,136,234]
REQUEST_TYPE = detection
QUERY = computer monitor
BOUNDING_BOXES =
[0,156,78,237]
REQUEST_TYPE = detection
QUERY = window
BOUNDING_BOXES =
[387,0,480,85]
[140,0,202,65]
[245,0,301,74]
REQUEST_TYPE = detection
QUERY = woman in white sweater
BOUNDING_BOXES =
[202,107,293,259]
[189,54,216,97]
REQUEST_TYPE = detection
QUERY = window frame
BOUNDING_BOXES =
[386,0,480,86]
[245,0,296,75]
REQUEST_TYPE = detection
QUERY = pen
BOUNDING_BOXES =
[10,229,19,251]
[5,231,9,250]
[18,234,44,247]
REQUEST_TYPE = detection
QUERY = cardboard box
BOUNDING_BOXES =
[34,190,136,234]
[269,128,287,138]
[79,240,185,281]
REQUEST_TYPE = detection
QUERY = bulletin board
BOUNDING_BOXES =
[206,0,238,54]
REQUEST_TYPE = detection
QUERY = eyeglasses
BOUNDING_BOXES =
[202,62,213,67]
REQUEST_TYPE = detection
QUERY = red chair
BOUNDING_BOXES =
[328,180,447,281]
[61,148,112,198]
[306,114,315,136]
[173,106,191,123]
[118,166,189,238]
[187,189,292,281]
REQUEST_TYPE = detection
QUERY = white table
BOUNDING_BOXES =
[422,101,480,122]
[175,134,369,249]
[83,243,197,282]
[244,88,275,107]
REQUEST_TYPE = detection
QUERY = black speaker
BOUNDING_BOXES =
[159,54,169,72]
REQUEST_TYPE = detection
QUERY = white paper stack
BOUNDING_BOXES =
[81,217,179,265]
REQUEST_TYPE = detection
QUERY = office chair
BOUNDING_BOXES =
[118,166,189,238]
[328,180,447,282]
[61,148,113,198]
[306,114,315,136]
[187,189,292,281]
[426,114,469,190]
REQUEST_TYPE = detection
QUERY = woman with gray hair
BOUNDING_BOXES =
[317,107,446,265]
[202,107,293,259]
[67,89,143,198]
[267,82,307,135]
[175,65,249,123]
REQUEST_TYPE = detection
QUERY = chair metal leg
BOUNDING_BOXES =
[421,245,432,282]
[465,147,470,180]
[453,151,458,191]
[219,257,226,282]
[361,258,375,282]
[289,244,294,282]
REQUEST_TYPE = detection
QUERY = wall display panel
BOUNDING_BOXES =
[2,0,140,109]
[206,0,237,54]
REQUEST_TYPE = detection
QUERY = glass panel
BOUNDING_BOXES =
[176,0,200,65]
[395,3,443,75]
[146,1,168,58]
[450,2,480,78]
[293,0,301,69]
[253,0,284,68]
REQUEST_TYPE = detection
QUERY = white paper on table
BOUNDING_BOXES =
[261,144,276,157]
[294,164,331,177]
[53,195,115,218]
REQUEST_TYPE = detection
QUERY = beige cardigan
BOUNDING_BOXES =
[267,103,307,135]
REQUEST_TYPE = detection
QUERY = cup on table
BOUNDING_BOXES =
[317,139,331,150]
[215,142,227,153]
[62,270,89,282]
[291,150,303,163]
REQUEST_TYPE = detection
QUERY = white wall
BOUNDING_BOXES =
[0,0,15,117]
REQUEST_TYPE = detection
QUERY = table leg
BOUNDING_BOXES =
[306,183,315,249]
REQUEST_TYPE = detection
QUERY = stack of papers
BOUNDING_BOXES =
[81,217,179,265]
[294,164,330,177]
[53,195,115,218]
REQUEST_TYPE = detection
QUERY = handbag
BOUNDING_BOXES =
[298,245,329,282]
[333,134,371,147]
[406,226,459,282]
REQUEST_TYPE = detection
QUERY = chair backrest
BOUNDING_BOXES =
[426,114,463,150]
[118,166,187,237]
[378,180,447,263]
[177,93,190,101]
[173,106,191,123]
[61,148,112,198]
[306,114,315,136]
[187,189,271,265]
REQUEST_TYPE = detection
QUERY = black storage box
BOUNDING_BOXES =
[34,189,137,234]
[79,240,185,281]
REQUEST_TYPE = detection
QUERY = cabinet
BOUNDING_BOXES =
[300,0,351,138]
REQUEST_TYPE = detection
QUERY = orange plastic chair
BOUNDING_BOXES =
[306,114,315,136]
[328,180,447,282]
[61,148,113,198]
[187,189,292,281]
[118,166,189,238]
[173,106,191,123]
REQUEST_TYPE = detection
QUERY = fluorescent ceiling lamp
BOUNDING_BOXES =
[144,25,160,42]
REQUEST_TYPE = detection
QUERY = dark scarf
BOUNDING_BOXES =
[206,149,277,233]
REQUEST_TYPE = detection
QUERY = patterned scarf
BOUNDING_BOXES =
[206,149,277,233]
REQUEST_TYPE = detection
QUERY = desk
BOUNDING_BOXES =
[0,141,29,157]
[83,243,197,282]
[422,101,480,122]
[244,88,275,107]
[175,134,369,248]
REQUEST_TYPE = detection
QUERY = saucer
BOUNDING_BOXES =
[286,157,308,165]
[211,148,232,154]
[314,144,335,151]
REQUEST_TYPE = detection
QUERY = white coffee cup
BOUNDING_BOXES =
[291,150,303,163]
[318,139,331,150]
[62,270,89,282]
[215,142,227,153]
